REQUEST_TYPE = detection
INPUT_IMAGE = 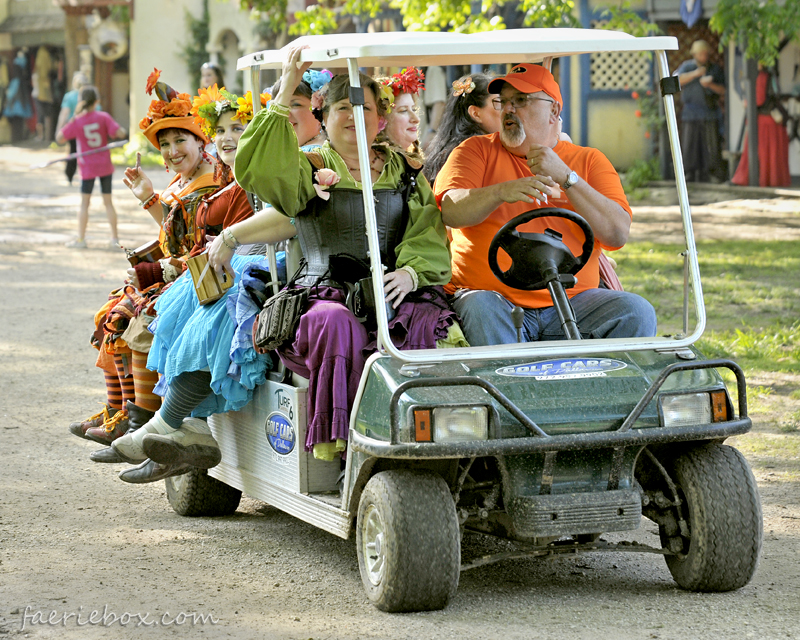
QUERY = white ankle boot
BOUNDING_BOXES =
[141,417,221,469]
[112,412,174,463]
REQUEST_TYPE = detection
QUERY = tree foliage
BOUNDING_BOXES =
[710,0,800,66]
[241,0,581,38]
[597,1,660,37]
[242,0,663,46]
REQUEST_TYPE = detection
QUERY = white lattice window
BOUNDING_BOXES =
[589,22,652,90]
[590,50,651,90]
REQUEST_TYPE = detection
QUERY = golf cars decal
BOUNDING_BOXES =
[265,411,296,455]
[496,358,627,380]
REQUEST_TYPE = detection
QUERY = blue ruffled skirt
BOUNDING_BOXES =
[147,253,281,417]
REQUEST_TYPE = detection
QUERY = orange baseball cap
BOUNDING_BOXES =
[488,63,563,107]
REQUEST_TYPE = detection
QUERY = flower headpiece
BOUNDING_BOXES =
[304,69,333,113]
[138,68,193,131]
[139,68,207,146]
[452,76,476,97]
[377,83,394,115]
[303,69,334,94]
[190,84,271,137]
[383,66,425,98]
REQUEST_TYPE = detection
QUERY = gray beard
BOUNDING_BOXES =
[500,123,527,148]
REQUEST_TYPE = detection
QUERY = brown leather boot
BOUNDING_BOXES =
[85,410,129,445]
[90,402,156,463]
[69,404,113,439]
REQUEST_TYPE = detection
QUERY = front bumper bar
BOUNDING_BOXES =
[351,358,749,459]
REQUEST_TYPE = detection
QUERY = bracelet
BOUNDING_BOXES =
[398,265,418,292]
[221,228,240,251]
[140,193,159,209]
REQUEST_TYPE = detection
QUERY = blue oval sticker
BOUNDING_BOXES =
[265,411,296,455]
[496,358,627,380]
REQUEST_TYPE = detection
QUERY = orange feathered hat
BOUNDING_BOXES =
[138,68,209,148]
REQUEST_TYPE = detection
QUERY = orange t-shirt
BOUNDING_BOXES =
[434,133,631,308]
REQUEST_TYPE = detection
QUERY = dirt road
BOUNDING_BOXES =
[1,143,798,640]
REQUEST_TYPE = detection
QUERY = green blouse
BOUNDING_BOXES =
[235,104,451,287]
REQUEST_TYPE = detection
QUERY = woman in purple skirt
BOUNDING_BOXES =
[213,46,463,460]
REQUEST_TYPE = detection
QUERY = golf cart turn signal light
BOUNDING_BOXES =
[414,409,432,442]
[710,390,729,422]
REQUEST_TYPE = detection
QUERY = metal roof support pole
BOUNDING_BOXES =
[346,58,395,356]
[655,50,705,340]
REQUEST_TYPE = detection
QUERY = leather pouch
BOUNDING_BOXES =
[252,287,309,353]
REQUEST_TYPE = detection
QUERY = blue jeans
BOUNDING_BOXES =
[452,289,657,346]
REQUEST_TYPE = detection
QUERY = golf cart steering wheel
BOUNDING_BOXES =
[488,207,595,291]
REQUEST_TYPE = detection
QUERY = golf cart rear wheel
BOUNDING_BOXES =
[663,443,762,592]
[165,467,242,517]
[356,470,460,612]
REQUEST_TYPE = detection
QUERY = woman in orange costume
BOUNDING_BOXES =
[69,70,221,458]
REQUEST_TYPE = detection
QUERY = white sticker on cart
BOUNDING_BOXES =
[265,411,296,455]
[496,358,627,379]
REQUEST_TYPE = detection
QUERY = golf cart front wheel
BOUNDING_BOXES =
[356,470,460,612]
[663,443,762,591]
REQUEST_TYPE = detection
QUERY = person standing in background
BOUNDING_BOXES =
[731,64,791,187]
[56,71,91,184]
[675,40,726,183]
[421,65,446,150]
[3,49,33,143]
[56,86,127,249]
[200,62,225,90]
[34,46,55,143]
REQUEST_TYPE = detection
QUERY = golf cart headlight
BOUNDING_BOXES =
[432,406,488,442]
[661,393,712,427]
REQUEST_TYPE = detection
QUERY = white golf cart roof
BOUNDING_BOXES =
[237,30,702,364]
[238,29,678,70]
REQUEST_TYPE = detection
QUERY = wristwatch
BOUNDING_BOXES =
[563,170,579,190]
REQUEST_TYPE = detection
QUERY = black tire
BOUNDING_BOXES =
[165,467,242,517]
[663,443,762,592]
[356,470,460,612]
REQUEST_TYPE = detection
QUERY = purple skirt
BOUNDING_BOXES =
[278,286,457,451]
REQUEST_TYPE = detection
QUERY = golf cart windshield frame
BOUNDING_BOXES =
[237,30,698,364]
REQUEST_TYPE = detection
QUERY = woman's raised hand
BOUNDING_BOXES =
[122,155,155,203]
[277,46,313,105]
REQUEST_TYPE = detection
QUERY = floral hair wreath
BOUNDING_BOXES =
[138,68,193,131]
[452,76,476,98]
[190,84,271,137]
[383,66,425,98]
[377,84,394,116]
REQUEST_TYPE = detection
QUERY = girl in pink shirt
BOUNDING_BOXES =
[56,86,127,248]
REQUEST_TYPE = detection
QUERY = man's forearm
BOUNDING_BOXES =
[564,181,630,248]
[440,186,502,228]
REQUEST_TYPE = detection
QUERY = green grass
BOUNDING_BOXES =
[616,237,800,466]
[615,240,800,340]
[110,135,165,169]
